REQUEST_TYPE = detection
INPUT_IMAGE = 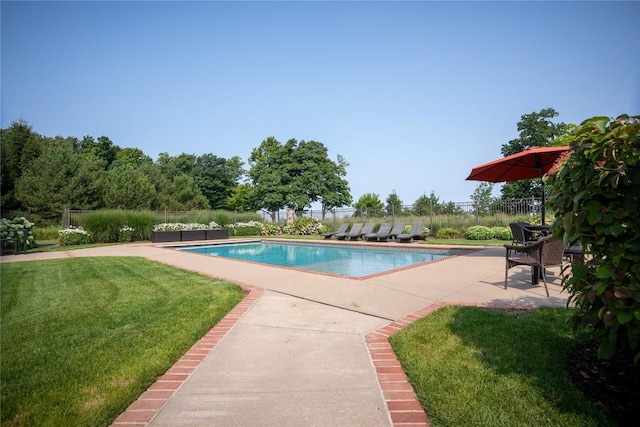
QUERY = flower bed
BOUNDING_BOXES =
[152,222,228,243]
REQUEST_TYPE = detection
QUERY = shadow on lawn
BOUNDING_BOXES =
[446,306,615,426]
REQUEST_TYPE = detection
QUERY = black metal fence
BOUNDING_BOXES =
[62,197,546,234]
[263,197,546,233]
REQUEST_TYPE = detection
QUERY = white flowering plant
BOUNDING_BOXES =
[281,217,323,235]
[153,222,212,232]
[226,221,263,236]
[118,226,135,243]
[59,226,93,246]
[1,217,36,250]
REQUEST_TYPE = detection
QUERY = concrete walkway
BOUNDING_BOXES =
[1,240,569,426]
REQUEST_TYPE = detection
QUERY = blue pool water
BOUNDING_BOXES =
[179,241,470,278]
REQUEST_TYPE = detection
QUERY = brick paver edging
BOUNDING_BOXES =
[110,286,264,427]
[366,301,523,427]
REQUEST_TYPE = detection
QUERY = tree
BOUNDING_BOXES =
[248,137,290,221]
[353,193,383,217]
[14,144,104,222]
[385,191,403,216]
[227,183,258,212]
[111,147,153,169]
[317,154,352,219]
[470,182,495,216]
[413,192,439,215]
[546,114,640,362]
[157,174,210,211]
[501,108,568,200]
[101,166,156,209]
[0,120,43,210]
[193,154,243,209]
[78,135,120,169]
[248,137,351,220]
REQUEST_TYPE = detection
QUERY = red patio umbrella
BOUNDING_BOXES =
[466,145,570,224]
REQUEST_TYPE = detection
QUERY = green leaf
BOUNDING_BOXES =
[598,340,616,358]
[617,311,633,324]
[596,265,613,279]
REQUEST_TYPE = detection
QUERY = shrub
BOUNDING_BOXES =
[402,224,431,236]
[227,221,262,237]
[33,226,60,241]
[546,114,640,362]
[59,227,93,246]
[81,210,124,243]
[212,211,232,228]
[465,225,494,240]
[118,226,134,243]
[261,223,282,236]
[436,228,460,239]
[282,217,323,235]
[124,211,155,241]
[491,226,513,241]
[1,217,36,250]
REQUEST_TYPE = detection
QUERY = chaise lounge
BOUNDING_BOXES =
[348,223,375,240]
[364,223,391,242]
[376,223,405,242]
[396,221,426,243]
[336,223,362,240]
[321,223,349,240]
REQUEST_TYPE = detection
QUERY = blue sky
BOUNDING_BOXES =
[2,1,639,205]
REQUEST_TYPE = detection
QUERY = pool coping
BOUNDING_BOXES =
[163,238,481,281]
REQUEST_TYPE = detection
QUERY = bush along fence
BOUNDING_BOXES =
[261,197,546,229]
[1,217,35,255]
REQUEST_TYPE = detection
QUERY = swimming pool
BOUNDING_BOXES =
[178,241,471,278]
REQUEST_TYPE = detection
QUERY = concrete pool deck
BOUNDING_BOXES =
[2,239,569,426]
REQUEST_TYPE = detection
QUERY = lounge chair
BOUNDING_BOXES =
[336,223,362,240]
[397,221,426,243]
[365,223,391,241]
[504,235,565,297]
[321,223,349,240]
[348,223,375,240]
[377,223,405,242]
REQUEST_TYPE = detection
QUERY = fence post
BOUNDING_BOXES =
[62,208,70,229]
[429,200,434,234]
[474,202,479,225]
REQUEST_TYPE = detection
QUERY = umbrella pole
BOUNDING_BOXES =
[541,181,546,225]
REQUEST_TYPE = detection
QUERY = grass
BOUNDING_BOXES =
[389,305,613,427]
[0,257,245,427]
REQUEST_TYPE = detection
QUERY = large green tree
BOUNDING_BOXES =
[0,120,43,210]
[470,182,495,216]
[385,191,403,216]
[14,144,104,222]
[101,166,157,209]
[78,135,120,169]
[248,137,351,220]
[157,174,210,211]
[247,137,288,220]
[319,155,352,219]
[353,193,384,217]
[227,183,258,212]
[193,154,243,209]
[501,108,568,200]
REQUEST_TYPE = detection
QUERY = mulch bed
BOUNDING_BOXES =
[565,341,639,427]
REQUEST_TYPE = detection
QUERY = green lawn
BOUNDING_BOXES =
[389,305,613,427]
[0,257,245,427]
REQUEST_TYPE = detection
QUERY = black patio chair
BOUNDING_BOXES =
[504,235,565,297]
